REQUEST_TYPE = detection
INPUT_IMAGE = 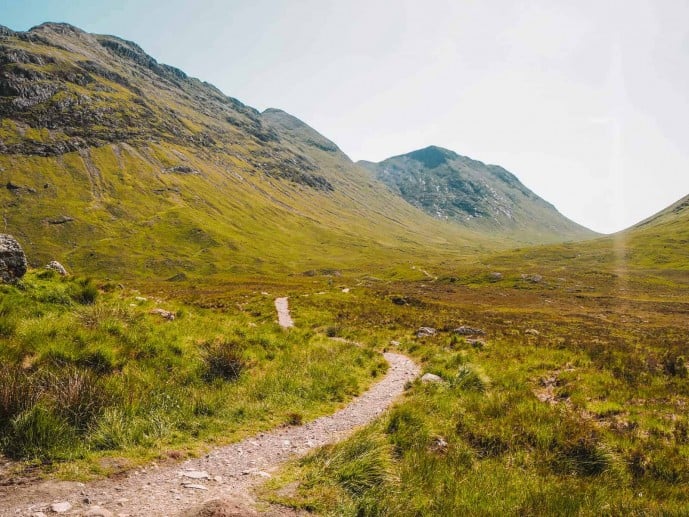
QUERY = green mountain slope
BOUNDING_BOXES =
[360,146,596,244]
[485,191,689,287]
[620,193,689,270]
[0,23,486,278]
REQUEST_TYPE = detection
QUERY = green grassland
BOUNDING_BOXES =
[0,271,387,480]
[256,233,689,515]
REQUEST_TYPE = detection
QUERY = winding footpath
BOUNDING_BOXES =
[0,298,419,517]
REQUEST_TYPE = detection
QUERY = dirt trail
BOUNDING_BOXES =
[274,297,294,328]
[0,302,419,517]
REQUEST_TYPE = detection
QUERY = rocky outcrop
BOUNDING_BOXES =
[46,215,74,225]
[0,234,27,282]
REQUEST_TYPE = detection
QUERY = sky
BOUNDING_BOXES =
[2,0,689,233]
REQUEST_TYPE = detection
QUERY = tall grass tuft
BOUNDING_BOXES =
[305,427,395,496]
[4,405,75,460]
[453,363,490,392]
[44,367,111,431]
[203,339,247,381]
[68,278,98,305]
[0,365,39,424]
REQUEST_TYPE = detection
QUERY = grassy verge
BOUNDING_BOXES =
[0,271,386,479]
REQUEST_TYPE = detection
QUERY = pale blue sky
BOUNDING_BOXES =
[2,0,689,233]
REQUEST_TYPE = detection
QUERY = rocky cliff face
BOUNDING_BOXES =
[360,146,595,243]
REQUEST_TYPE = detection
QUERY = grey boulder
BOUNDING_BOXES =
[45,260,68,276]
[0,234,27,283]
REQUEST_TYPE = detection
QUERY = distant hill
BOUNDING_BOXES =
[620,193,689,270]
[631,193,689,231]
[360,146,596,244]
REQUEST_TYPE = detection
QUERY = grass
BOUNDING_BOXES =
[258,255,689,515]
[0,271,386,478]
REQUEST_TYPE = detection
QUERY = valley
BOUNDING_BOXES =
[0,21,688,517]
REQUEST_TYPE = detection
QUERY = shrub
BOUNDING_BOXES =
[68,279,98,305]
[325,326,340,337]
[453,364,490,392]
[286,412,303,426]
[203,340,247,381]
[36,269,57,280]
[41,367,110,431]
[551,430,611,476]
[76,349,116,374]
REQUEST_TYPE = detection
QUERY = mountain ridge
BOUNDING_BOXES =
[1,22,598,279]
[0,22,489,277]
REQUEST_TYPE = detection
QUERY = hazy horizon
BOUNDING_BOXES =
[2,0,688,234]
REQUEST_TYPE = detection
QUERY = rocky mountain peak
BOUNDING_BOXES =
[29,22,86,35]
[360,147,595,243]
[405,146,459,169]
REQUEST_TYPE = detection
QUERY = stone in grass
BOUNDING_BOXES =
[421,373,444,384]
[416,327,437,338]
[453,325,485,336]
[466,338,486,349]
[45,260,68,276]
[430,436,448,453]
[521,273,543,283]
[0,234,27,283]
[150,308,175,321]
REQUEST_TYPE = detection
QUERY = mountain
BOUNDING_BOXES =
[359,146,596,244]
[0,22,486,278]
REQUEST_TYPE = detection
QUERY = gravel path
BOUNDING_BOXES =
[274,297,294,328]
[0,353,418,516]
[0,299,419,516]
